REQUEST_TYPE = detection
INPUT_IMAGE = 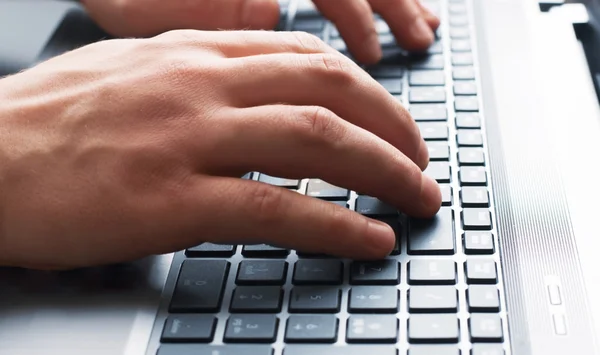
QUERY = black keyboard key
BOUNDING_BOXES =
[306,179,349,200]
[419,122,449,140]
[458,148,485,166]
[440,184,453,206]
[410,70,446,86]
[293,259,343,285]
[453,67,475,80]
[157,345,273,355]
[469,314,504,342]
[450,27,470,39]
[455,96,479,111]
[224,315,279,343]
[462,208,492,230]
[293,18,324,32]
[452,53,474,66]
[236,260,288,285]
[454,81,478,95]
[242,244,290,258]
[350,260,400,285]
[411,54,445,70]
[347,315,398,343]
[349,286,399,313]
[161,315,216,343]
[471,344,505,355]
[424,162,451,183]
[355,196,397,216]
[289,287,341,313]
[410,104,448,121]
[409,87,446,103]
[464,232,495,254]
[465,259,498,284]
[186,243,236,258]
[367,65,404,78]
[460,187,489,207]
[410,345,460,355]
[409,286,458,313]
[457,130,483,147]
[408,260,457,285]
[284,345,396,355]
[285,315,338,343]
[459,167,487,186]
[409,207,455,255]
[170,260,230,313]
[427,142,450,161]
[230,286,283,313]
[468,285,501,312]
[408,314,460,343]
[258,174,300,189]
[451,39,471,52]
[377,78,403,94]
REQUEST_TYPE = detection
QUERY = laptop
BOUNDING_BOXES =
[0,0,599,354]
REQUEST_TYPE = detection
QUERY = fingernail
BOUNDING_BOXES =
[366,219,396,255]
[417,139,430,171]
[365,32,383,62]
[419,175,442,215]
[410,17,434,45]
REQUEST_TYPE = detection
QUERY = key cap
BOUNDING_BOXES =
[440,184,453,206]
[355,196,397,216]
[418,122,449,140]
[347,315,398,343]
[427,40,444,54]
[409,286,458,313]
[427,142,450,161]
[236,260,288,286]
[465,259,498,284]
[458,148,485,166]
[242,244,290,258]
[377,78,403,94]
[367,65,404,78]
[453,67,475,80]
[457,130,483,147]
[455,96,479,111]
[408,314,460,343]
[424,162,451,183]
[349,286,399,313]
[451,40,471,52]
[471,344,505,355]
[468,285,501,312]
[449,3,468,14]
[460,167,487,186]
[186,243,236,258]
[379,33,397,48]
[224,315,279,343]
[230,286,283,313]
[462,208,492,230]
[469,314,503,342]
[329,38,347,52]
[284,345,397,355]
[289,287,341,313]
[170,260,230,313]
[306,179,349,200]
[410,345,459,355]
[409,207,455,255]
[450,27,470,39]
[460,187,489,207]
[258,174,300,189]
[157,345,273,355]
[454,81,477,95]
[410,70,446,86]
[408,260,457,285]
[161,315,216,343]
[452,53,474,66]
[464,232,495,254]
[293,259,343,285]
[410,104,448,121]
[456,112,481,129]
[411,54,445,70]
[449,15,469,26]
[350,260,400,285]
[285,315,338,343]
[409,87,446,103]
[242,172,254,180]
[293,18,324,32]
[375,19,390,34]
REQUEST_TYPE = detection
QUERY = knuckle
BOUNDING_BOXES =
[290,31,327,52]
[296,106,345,145]
[305,53,355,85]
[250,183,286,226]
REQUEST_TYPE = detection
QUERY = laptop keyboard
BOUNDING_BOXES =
[153,0,510,354]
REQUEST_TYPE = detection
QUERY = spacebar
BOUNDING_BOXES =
[158,345,272,355]
[284,345,397,355]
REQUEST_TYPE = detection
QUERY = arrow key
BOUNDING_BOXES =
[230,286,282,313]
[347,315,398,343]
[349,286,399,313]
[285,315,338,343]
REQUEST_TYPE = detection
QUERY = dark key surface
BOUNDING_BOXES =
[284,345,397,355]
[457,130,483,147]
[242,244,289,258]
[285,315,338,343]
[170,260,230,313]
[409,87,446,103]
[367,65,404,78]
[471,344,505,355]
[355,196,397,216]
[464,232,495,254]
[465,259,498,284]
[258,174,300,189]
[424,162,451,183]
[186,243,236,258]
[289,287,341,313]
[460,187,489,207]
[469,314,504,342]
[456,112,481,128]
[411,54,445,70]
[161,315,216,343]
[451,39,471,52]
[409,345,460,355]
[408,286,458,313]
[455,96,480,112]
[349,286,399,313]
[427,142,450,161]
[452,53,473,66]
[410,104,448,121]
[293,18,324,32]
[462,208,492,230]
[454,81,478,95]
[350,260,400,285]
[157,345,273,355]
[418,122,449,140]
[236,260,288,285]
[377,78,403,94]
[408,314,460,343]
[408,259,457,285]
[347,315,398,343]
[306,179,349,200]
[230,286,282,313]
[468,285,501,312]
[453,67,475,80]
[460,167,487,186]
[440,184,453,206]
[224,315,279,343]
[409,70,446,86]
[458,148,486,166]
[293,259,343,285]
[409,207,455,255]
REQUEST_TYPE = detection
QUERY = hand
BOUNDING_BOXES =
[81,0,439,64]
[0,30,440,270]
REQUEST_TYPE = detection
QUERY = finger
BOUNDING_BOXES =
[369,0,435,51]
[203,105,441,218]
[311,0,381,64]
[222,52,430,170]
[417,0,441,30]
